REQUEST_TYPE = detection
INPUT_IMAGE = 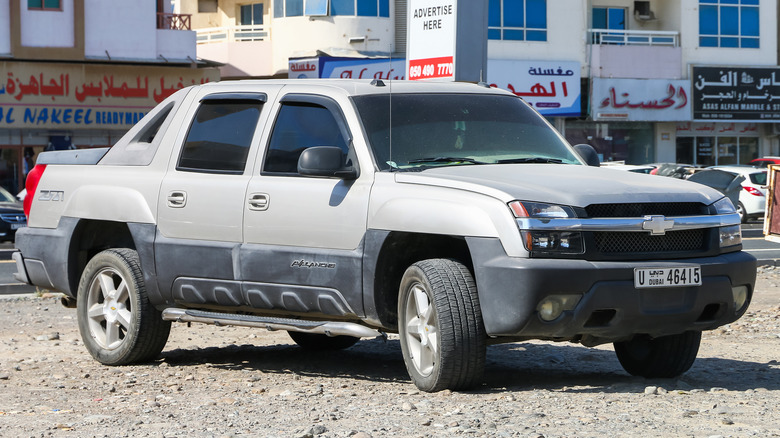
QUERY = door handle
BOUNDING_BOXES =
[167,191,187,208]
[248,193,269,211]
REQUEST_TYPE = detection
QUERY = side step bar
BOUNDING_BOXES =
[162,308,383,339]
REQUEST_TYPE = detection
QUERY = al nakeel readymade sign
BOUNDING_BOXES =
[406,0,456,81]
[592,78,691,121]
[0,61,219,130]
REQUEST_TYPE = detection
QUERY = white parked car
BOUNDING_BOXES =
[710,165,768,223]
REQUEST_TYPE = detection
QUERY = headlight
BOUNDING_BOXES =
[522,230,585,254]
[712,197,737,214]
[719,224,742,248]
[509,201,584,254]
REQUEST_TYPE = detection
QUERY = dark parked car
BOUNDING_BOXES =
[0,187,26,242]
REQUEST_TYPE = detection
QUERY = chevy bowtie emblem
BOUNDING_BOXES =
[642,215,674,235]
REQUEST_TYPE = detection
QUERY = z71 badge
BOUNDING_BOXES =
[38,190,65,202]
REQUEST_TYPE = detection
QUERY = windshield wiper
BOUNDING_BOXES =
[496,157,565,164]
[407,156,488,165]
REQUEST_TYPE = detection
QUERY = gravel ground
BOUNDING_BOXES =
[1,266,779,438]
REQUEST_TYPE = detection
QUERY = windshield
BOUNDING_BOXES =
[353,93,582,171]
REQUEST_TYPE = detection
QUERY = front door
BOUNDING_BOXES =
[241,91,372,318]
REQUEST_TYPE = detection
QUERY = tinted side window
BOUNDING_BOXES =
[178,101,262,173]
[264,103,348,174]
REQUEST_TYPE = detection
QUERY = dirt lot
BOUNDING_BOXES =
[1,266,779,438]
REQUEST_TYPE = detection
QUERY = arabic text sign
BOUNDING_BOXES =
[322,58,406,80]
[406,0,456,81]
[0,61,220,129]
[288,59,320,79]
[487,60,581,117]
[693,66,780,122]
[592,78,691,122]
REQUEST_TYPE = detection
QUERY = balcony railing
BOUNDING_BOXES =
[157,12,192,30]
[196,25,269,44]
[588,29,679,47]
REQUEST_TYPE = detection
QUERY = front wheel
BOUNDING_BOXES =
[398,259,486,392]
[77,249,171,365]
[614,331,701,378]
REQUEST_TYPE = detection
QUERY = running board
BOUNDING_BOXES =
[162,308,383,338]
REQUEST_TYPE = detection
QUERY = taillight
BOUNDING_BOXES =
[23,164,46,219]
[743,186,764,197]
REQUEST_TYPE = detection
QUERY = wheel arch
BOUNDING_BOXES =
[364,231,474,331]
[67,220,159,302]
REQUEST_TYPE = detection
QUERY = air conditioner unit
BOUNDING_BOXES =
[634,1,656,21]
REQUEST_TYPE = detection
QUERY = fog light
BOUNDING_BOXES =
[719,225,742,248]
[537,294,582,322]
[732,285,749,312]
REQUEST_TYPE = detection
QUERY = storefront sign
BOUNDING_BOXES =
[0,61,219,129]
[406,0,456,81]
[676,122,759,136]
[592,78,691,122]
[289,59,320,79]
[289,57,405,80]
[488,60,581,117]
[692,65,780,121]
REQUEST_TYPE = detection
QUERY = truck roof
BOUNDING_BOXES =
[195,79,512,97]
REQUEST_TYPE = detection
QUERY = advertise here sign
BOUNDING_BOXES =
[406,1,456,81]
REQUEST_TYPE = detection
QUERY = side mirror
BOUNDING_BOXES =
[573,144,600,167]
[297,146,358,179]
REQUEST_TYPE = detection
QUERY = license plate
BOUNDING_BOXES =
[634,266,701,288]
[10,223,26,230]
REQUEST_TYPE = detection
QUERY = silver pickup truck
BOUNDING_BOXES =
[14,79,756,392]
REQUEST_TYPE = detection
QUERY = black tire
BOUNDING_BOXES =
[737,202,747,223]
[614,331,701,378]
[398,259,486,392]
[77,249,171,365]
[288,331,359,350]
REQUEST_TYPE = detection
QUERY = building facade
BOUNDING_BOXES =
[0,0,219,194]
[185,0,780,166]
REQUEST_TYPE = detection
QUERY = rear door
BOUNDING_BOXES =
[155,86,282,304]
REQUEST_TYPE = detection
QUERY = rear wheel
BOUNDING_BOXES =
[614,331,701,378]
[398,259,486,392]
[77,249,171,365]
[287,331,359,350]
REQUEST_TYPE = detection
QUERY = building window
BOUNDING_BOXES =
[28,0,60,10]
[488,0,547,41]
[240,3,264,25]
[198,0,218,13]
[275,0,389,17]
[699,0,759,48]
[592,7,625,30]
[676,136,758,166]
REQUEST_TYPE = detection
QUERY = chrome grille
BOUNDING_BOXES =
[594,229,706,254]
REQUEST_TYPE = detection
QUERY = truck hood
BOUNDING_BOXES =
[394,164,724,208]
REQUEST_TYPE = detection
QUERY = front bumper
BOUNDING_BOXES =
[467,238,757,344]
